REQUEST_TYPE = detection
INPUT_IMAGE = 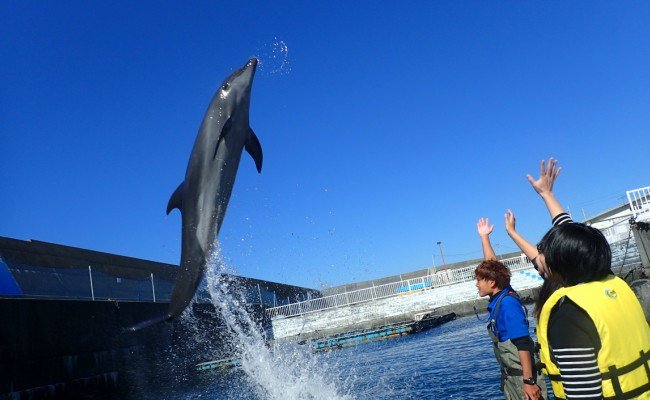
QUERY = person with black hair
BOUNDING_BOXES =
[476,218,546,400]
[516,158,650,399]
[536,222,650,399]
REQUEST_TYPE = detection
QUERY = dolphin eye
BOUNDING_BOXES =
[222,83,230,91]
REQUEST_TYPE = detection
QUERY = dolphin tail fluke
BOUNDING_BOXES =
[245,128,263,173]
[122,314,170,333]
[166,181,185,215]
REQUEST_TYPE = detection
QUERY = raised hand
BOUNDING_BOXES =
[477,217,494,237]
[526,157,561,196]
[504,209,516,234]
[525,157,567,220]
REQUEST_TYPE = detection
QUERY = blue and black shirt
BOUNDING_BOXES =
[488,286,533,350]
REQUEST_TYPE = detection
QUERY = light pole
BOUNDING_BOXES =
[437,241,447,269]
[428,253,437,277]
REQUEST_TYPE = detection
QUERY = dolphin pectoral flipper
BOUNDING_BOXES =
[245,128,263,173]
[166,182,185,215]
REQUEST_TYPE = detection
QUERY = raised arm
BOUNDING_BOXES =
[504,209,538,261]
[526,157,570,223]
[477,218,497,261]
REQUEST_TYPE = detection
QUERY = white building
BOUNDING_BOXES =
[582,186,649,272]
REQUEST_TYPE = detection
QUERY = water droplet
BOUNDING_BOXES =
[254,37,292,75]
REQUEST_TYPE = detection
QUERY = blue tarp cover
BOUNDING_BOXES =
[0,258,22,295]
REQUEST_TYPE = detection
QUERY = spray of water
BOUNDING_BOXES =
[203,244,353,399]
[254,38,291,75]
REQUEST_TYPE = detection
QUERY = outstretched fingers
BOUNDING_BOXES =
[545,157,562,190]
[477,218,494,236]
[528,157,562,195]
[526,173,535,186]
[504,209,516,231]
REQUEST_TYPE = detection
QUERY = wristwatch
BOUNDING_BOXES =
[523,377,536,386]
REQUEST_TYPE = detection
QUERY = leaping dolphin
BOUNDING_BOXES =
[127,58,263,331]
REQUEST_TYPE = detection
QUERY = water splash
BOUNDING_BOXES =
[255,38,291,75]
[204,244,352,399]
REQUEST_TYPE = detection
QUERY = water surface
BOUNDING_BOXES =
[133,315,522,399]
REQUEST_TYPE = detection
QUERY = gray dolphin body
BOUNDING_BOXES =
[165,57,263,319]
[127,58,262,331]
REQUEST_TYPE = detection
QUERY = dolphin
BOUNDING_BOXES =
[127,58,263,331]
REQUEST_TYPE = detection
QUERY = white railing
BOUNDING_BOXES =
[627,186,650,221]
[266,254,533,319]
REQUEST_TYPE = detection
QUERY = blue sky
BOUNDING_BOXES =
[2,1,649,289]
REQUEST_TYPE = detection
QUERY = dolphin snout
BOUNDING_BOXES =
[246,58,258,74]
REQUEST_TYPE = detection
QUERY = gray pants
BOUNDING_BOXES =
[494,340,548,400]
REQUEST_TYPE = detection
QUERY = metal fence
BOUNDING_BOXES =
[1,257,292,307]
[2,260,173,302]
[627,186,650,221]
[265,254,533,319]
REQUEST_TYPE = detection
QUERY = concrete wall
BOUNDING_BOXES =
[273,287,450,340]
[1,298,177,399]
[0,297,273,400]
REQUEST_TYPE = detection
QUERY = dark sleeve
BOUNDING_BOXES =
[511,336,533,351]
[548,299,602,400]
[552,212,574,226]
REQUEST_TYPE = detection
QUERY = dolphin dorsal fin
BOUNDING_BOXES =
[166,181,185,215]
[245,128,263,173]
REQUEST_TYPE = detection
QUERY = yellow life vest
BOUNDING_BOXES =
[537,275,650,400]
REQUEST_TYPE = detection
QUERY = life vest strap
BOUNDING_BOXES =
[609,364,624,398]
[601,349,650,380]
[538,362,561,381]
[547,373,561,381]
[601,350,650,400]
[545,350,650,399]
[603,381,650,400]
